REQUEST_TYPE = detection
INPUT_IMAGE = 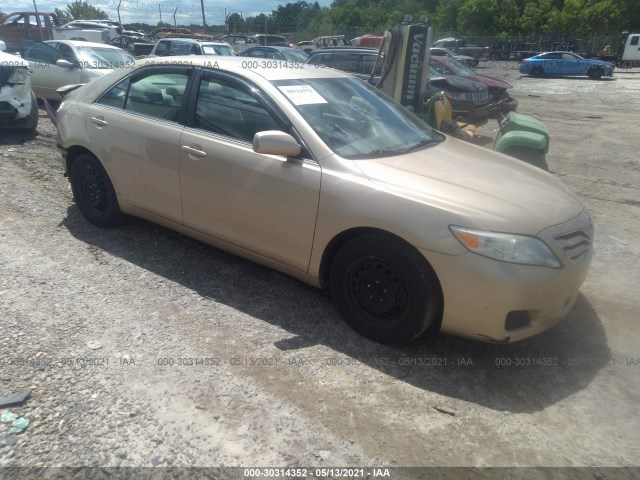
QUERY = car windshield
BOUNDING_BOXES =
[201,44,235,56]
[272,77,442,159]
[435,57,475,75]
[76,46,135,69]
[281,49,308,62]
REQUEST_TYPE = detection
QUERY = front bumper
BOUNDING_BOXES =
[421,211,593,343]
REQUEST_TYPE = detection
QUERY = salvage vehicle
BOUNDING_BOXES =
[298,35,348,53]
[430,47,475,66]
[21,39,135,101]
[0,12,120,53]
[432,38,488,66]
[54,56,592,345]
[0,40,38,131]
[239,46,308,62]
[520,51,615,79]
[147,38,235,57]
[430,55,517,115]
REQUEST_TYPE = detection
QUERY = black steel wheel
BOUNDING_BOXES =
[69,153,125,227]
[588,66,603,79]
[531,66,544,77]
[329,233,442,344]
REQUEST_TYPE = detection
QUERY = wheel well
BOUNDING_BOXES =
[319,227,440,289]
[65,145,93,173]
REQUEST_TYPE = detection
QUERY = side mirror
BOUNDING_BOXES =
[0,41,6,51]
[253,131,301,158]
[56,59,76,68]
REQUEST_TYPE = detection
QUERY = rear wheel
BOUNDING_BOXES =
[69,153,126,227]
[588,66,603,79]
[489,52,500,61]
[329,233,442,344]
[531,66,544,77]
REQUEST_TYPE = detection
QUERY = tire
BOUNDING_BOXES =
[17,92,39,132]
[472,57,480,67]
[489,52,500,61]
[588,66,603,79]
[504,146,549,171]
[329,233,442,344]
[531,66,544,77]
[69,153,126,227]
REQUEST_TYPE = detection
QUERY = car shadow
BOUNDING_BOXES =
[62,206,610,414]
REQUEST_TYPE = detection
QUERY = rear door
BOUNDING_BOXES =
[179,69,321,271]
[85,66,192,223]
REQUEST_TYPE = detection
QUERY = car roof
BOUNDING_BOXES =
[308,47,379,55]
[46,40,125,49]
[245,46,296,51]
[160,38,230,45]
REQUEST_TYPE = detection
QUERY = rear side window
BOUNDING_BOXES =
[631,36,639,46]
[97,71,190,122]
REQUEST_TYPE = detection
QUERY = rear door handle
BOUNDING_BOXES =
[181,145,207,158]
[90,116,108,126]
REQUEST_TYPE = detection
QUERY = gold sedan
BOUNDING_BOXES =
[56,57,592,344]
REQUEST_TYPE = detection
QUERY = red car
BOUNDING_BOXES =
[430,55,518,115]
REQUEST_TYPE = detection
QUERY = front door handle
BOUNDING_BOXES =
[181,145,207,157]
[90,116,108,126]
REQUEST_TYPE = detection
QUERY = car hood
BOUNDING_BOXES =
[430,74,487,92]
[354,137,583,235]
[468,73,511,89]
[0,50,29,68]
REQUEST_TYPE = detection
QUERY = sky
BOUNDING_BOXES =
[10,0,333,25]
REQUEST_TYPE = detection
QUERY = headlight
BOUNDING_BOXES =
[450,226,561,268]
[8,67,30,85]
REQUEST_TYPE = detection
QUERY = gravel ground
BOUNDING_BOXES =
[0,63,639,474]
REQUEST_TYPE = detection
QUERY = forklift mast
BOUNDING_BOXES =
[378,16,433,113]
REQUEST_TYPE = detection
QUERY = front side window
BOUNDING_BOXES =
[98,70,189,122]
[21,40,60,64]
[194,75,281,142]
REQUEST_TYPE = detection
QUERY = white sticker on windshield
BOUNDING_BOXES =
[278,85,328,105]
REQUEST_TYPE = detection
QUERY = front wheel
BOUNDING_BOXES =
[588,66,603,79]
[69,153,126,227]
[329,233,442,344]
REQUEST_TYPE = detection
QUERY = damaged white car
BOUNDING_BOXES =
[0,40,39,131]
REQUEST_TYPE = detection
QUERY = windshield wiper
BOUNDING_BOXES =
[399,138,441,154]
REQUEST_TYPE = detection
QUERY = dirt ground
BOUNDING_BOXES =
[0,63,639,474]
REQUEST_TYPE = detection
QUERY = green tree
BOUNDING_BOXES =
[55,0,109,25]
[226,12,245,33]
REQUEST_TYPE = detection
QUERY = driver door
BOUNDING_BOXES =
[179,70,321,272]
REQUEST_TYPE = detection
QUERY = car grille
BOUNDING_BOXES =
[553,229,592,265]
[467,90,489,103]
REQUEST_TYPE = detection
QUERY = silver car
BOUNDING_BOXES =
[55,57,593,345]
[21,39,136,101]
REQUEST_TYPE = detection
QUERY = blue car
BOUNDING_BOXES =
[520,51,614,79]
